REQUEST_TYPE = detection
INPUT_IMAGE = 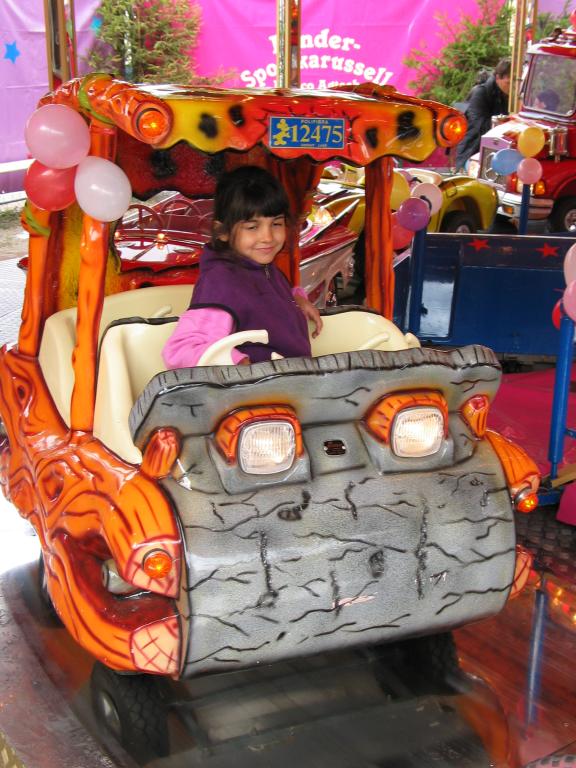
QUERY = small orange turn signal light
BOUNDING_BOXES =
[135,106,171,141]
[515,490,539,514]
[440,114,467,144]
[143,549,173,579]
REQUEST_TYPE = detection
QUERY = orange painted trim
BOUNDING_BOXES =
[214,405,303,465]
[460,394,490,437]
[70,120,116,432]
[365,390,448,444]
[41,74,173,146]
[0,347,185,675]
[364,157,394,317]
[18,205,52,356]
[142,428,182,478]
[485,429,540,496]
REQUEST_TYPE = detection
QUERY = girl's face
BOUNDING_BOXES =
[219,214,286,265]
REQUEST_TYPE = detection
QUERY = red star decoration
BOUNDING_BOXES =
[537,243,559,258]
[469,238,490,252]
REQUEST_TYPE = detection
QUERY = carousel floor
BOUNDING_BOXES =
[0,495,575,768]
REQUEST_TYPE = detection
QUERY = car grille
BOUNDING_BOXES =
[479,147,507,189]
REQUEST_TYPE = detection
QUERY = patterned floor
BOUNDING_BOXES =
[0,258,25,348]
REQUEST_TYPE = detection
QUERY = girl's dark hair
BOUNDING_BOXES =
[211,165,290,249]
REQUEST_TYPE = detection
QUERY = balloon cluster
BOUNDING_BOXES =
[24,104,132,222]
[391,170,442,249]
[556,243,576,326]
[489,125,545,184]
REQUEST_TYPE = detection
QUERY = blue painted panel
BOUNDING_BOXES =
[394,233,571,356]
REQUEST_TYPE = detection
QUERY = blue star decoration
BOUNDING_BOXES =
[4,41,20,63]
[90,17,103,33]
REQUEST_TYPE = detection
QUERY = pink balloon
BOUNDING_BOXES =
[411,181,444,214]
[25,104,91,169]
[564,242,576,285]
[396,197,430,231]
[563,281,576,322]
[516,157,543,185]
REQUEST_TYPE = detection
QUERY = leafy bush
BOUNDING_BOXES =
[89,0,207,84]
[403,0,512,105]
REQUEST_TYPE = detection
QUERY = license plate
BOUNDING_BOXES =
[269,116,345,149]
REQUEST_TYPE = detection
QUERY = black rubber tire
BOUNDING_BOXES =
[440,210,478,233]
[397,631,464,694]
[550,196,576,233]
[37,553,63,626]
[90,662,170,762]
[489,214,518,234]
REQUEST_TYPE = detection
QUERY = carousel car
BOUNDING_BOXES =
[0,77,538,757]
[318,162,499,234]
[113,190,358,305]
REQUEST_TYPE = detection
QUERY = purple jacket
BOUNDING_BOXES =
[184,246,311,363]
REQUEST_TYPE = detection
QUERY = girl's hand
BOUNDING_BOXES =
[294,294,323,338]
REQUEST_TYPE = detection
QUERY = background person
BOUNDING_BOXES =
[534,89,560,111]
[455,58,511,172]
[162,165,322,368]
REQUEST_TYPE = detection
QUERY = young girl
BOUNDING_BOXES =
[162,165,322,368]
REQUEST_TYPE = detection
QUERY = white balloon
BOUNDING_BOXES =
[410,181,444,215]
[74,156,132,223]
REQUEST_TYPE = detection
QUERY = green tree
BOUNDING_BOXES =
[403,0,512,104]
[536,1,571,38]
[88,0,207,84]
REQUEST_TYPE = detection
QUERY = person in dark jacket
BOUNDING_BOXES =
[455,58,511,171]
[162,165,322,368]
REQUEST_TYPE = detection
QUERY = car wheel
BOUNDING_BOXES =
[440,211,479,233]
[394,632,465,694]
[91,662,170,762]
[550,197,576,232]
[37,553,63,626]
[490,214,518,234]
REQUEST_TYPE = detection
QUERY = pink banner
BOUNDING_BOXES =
[193,0,482,93]
[1,0,561,171]
[0,0,99,169]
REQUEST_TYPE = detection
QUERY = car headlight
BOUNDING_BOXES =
[239,421,296,474]
[214,406,303,475]
[468,158,480,178]
[392,407,445,457]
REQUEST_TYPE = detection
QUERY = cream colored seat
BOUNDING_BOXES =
[38,284,193,426]
[310,310,419,356]
[94,319,179,463]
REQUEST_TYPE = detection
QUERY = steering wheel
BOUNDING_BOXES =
[128,203,164,231]
[117,204,164,250]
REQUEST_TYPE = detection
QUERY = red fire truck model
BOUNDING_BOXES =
[472,24,576,232]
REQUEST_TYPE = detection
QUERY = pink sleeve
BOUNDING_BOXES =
[162,308,249,369]
[292,285,308,299]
